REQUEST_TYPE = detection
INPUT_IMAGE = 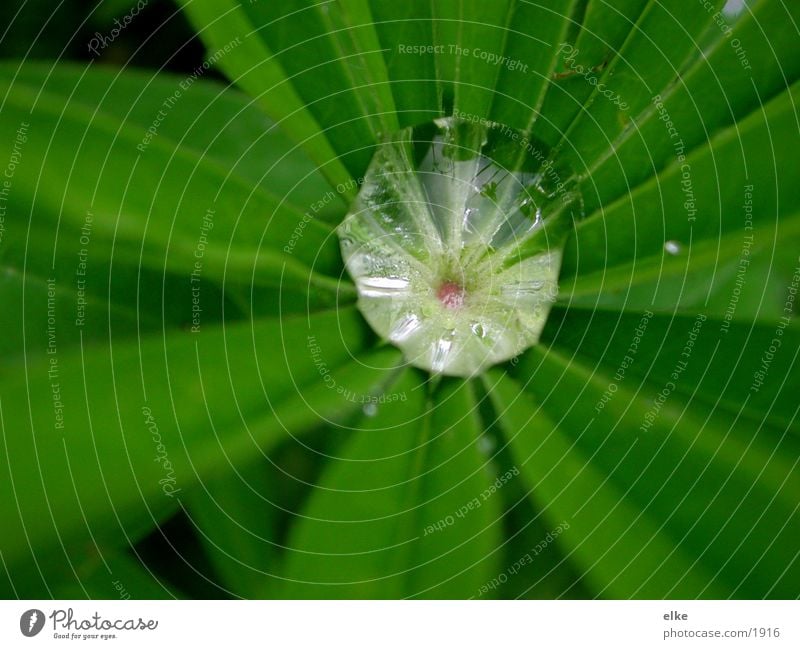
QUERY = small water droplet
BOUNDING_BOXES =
[430,334,454,373]
[502,280,544,299]
[470,322,486,338]
[664,240,681,255]
[477,435,496,455]
[356,276,410,298]
[389,314,421,342]
[362,403,378,417]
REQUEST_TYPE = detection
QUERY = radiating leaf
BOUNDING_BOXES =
[486,370,725,598]
[577,0,800,212]
[182,0,397,183]
[562,211,800,322]
[543,307,800,436]
[177,0,355,191]
[279,375,503,598]
[431,0,514,120]
[530,0,648,145]
[4,63,346,222]
[0,308,389,578]
[551,0,727,193]
[489,0,578,132]
[503,342,800,597]
[561,80,800,284]
[0,64,345,294]
[368,1,440,128]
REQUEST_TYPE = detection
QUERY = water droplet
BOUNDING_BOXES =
[362,403,378,417]
[430,334,454,374]
[389,314,421,342]
[722,0,746,18]
[470,322,486,338]
[337,117,580,376]
[477,435,496,455]
[664,240,681,255]
[356,276,410,298]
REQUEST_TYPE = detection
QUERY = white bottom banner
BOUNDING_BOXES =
[0,600,795,648]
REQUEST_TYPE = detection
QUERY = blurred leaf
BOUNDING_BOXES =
[0,308,390,579]
[279,376,503,598]
[93,0,159,25]
[183,458,284,598]
[49,550,180,599]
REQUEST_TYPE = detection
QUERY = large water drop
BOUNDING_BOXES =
[338,117,581,376]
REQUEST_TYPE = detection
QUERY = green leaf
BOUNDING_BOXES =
[49,551,181,600]
[543,307,800,437]
[183,457,284,598]
[177,0,355,192]
[431,0,514,120]
[488,0,578,132]
[0,63,352,368]
[0,308,389,576]
[530,0,648,145]
[502,341,800,597]
[181,0,397,183]
[561,212,800,323]
[279,375,503,598]
[487,369,728,598]
[575,0,800,212]
[3,0,799,602]
[561,80,800,284]
[4,62,346,223]
[551,0,728,195]
[91,0,158,26]
[368,1,440,128]
[0,64,345,294]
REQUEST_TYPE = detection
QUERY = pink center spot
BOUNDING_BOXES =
[437,281,465,309]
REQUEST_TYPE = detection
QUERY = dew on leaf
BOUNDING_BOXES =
[477,435,496,456]
[337,117,582,376]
